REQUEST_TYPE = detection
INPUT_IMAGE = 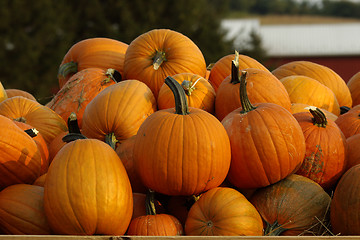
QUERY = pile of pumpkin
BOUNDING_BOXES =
[1,28,360,236]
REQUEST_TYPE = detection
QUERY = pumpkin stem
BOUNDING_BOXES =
[24,128,39,138]
[265,220,288,236]
[239,70,256,113]
[145,189,157,216]
[153,51,166,70]
[309,107,328,128]
[165,76,189,115]
[340,106,351,115]
[105,133,118,150]
[207,63,215,71]
[58,61,78,79]
[14,116,27,123]
[230,51,240,84]
[105,68,122,83]
[181,77,201,96]
[62,112,87,143]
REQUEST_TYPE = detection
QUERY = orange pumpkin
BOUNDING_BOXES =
[124,29,206,99]
[345,134,360,171]
[58,37,128,88]
[5,89,36,101]
[0,81,7,103]
[185,187,263,236]
[272,61,352,108]
[221,70,306,189]
[335,104,360,138]
[33,174,47,187]
[134,76,231,196]
[158,72,215,114]
[347,71,360,107]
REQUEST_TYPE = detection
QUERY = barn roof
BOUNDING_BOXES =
[221,18,360,57]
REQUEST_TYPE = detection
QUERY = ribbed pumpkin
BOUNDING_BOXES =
[134,76,231,196]
[124,29,206,99]
[0,115,41,190]
[48,68,118,128]
[0,184,51,234]
[158,72,215,114]
[335,104,360,138]
[272,61,352,108]
[280,75,340,116]
[293,107,347,189]
[58,37,128,88]
[221,70,306,189]
[5,89,36,101]
[215,57,291,121]
[250,174,331,236]
[347,72,360,107]
[345,134,360,171]
[185,187,263,236]
[44,137,133,235]
[81,80,156,145]
[291,103,338,122]
[331,164,360,235]
[0,96,67,145]
[208,51,269,92]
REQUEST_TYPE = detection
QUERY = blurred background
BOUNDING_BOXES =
[1,0,360,104]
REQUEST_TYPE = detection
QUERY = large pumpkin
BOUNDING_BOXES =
[345,134,360,171]
[221,70,306,189]
[58,37,128,88]
[0,184,51,234]
[43,137,133,235]
[123,29,207,99]
[250,174,331,236]
[134,76,231,196]
[185,187,263,236]
[272,61,352,108]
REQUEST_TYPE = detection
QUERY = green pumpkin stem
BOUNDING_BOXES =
[239,70,256,113]
[62,112,87,143]
[58,61,78,79]
[181,77,201,96]
[105,68,122,83]
[145,189,157,215]
[24,128,39,138]
[105,133,118,150]
[309,107,327,128]
[165,76,189,115]
[265,220,288,236]
[230,51,240,84]
[153,51,166,70]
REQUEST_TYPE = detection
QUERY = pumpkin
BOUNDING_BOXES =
[0,96,68,145]
[293,107,347,189]
[33,173,47,187]
[47,68,118,128]
[0,184,51,234]
[250,174,331,236]
[0,81,7,103]
[81,80,156,145]
[331,164,360,235]
[123,29,207,99]
[167,195,200,228]
[58,37,128,88]
[347,71,360,107]
[5,89,36,101]
[345,134,360,171]
[215,55,291,121]
[132,192,166,221]
[157,72,216,114]
[0,115,41,190]
[134,76,231,196]
[185,187,263,236]
[335,104,360,138]
[280,75,340,116]
[291,103,338,122]
[208,51,269,92]
[272,60,352,108]
[43,135,133,235]
[47,131,68,163]
[221,70,306,189]
[127,190,183,236]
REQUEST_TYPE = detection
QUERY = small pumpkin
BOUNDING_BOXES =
[335,104,360,138]
[5,89,36,101]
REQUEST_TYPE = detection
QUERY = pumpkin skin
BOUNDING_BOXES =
[158,73,216,114]
[347,72,360,107]
[0,96,68,145]
[134,77,231,196]
[345,134,360,171]
[280,75,340,116]
[331,164,360,235]
[335,104,360,138]
[293,108,347,189]
[291,103,338,122]
[250,174,331,236]
[47,131,68,164]
[33,173,47,187]
[185,187,263,236]
[44,138,133,235]
[81,80,156,145]
[0,184,51,235]
[272,61,352,108]
[58,37,128,88]
[208,53,269,92]
[5,89,36,101]
[47,68,117,128]
[0,115,41,190]
[124,29,207,99]
[221,71,306,189]
[0,81,7,103]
